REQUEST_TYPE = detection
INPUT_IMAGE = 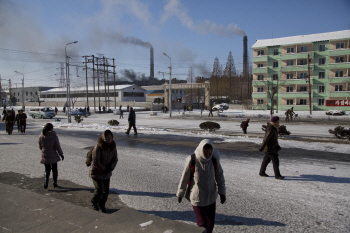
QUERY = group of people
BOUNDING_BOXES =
[2,107,27,135]
[38,114,284,233]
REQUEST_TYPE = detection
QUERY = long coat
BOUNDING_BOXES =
[128,109,136,124]
[260,122,279,153]
[38,131,64,164]
[89,136,118,180]
[177,139,226,207]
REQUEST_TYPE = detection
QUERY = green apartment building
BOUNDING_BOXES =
[251,29,350,111]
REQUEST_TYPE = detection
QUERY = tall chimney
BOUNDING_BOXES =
[150,46,154,77]
[243,36,248,78]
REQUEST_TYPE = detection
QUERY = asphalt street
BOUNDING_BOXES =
[0,118,349,232]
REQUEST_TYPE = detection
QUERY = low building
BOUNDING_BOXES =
[251,29,350,111]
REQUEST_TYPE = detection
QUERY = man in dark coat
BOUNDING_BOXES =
[125,107,137,135]
[242,118,250,134]
[15,110,20,132]
[18,110,27,133]
[208,106,213,117]
[3,110,15,135]
[259,116,284,180]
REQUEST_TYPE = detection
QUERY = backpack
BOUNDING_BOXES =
[240,121,244,128]
[188,154,217,185]
[85,147,94,167]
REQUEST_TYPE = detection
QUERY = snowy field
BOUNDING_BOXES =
[1,107,349,232]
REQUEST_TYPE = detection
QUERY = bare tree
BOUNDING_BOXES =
[210,57,222,103]
[33,91,45,106]
[70,87,83,108]
[223,51,237,102]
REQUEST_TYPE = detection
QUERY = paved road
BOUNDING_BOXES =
[0,118,349,232]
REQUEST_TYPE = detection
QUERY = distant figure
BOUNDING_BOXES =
[208,106,213,117]
[242,118,250,134]
[259,116,284,180]
[102,106,106,112]
[38,123,64,189]
[55,107,58,115]
[127,105,130,112]
[3,110,14,135]
[183,105,186,112]
[125,107,137,135]
[18,110,27,133]
[15,110,20,132]
[87,106,90,112]
[285,107,294,121]
[63,107,66,113]
[89,130,118,213]
[99,106,101,113]
[119,105,123,119]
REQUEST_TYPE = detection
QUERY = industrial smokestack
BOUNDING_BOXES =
[243,36,248,78]
[150,46,154,77]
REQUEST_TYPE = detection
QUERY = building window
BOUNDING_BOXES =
[336,57,344,63]
[273,61,278,68]
[272,74,278,80]
[299,99,307,105]
[319,57,326,65]
[318,85,325,93]
[319,44,326,51]
[299,73,307,79]
[257,50,264,56]
[273,48,279,55]
[30,92,32,96]
[257,63,264,68]
[257,99,264,104]
[336,43,345,49]
[318,71,325,79]
[298,59,307,65]
[18,92,19,96]
[287,99,294,105]
[300,46,308,52]
[286,86,294,92]
[286,73,294,79]
[287,47,294,53]
[318,98,325,106]
[257,75,264,80]
[335,71,344,77]
[26,92,28,96]
[335,85,343,91]
[123,92,144,97]
[257,87,264,92]
[299,86,307,92]
[287,60,294,66]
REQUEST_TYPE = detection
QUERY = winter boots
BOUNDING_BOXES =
[44,171,50,189]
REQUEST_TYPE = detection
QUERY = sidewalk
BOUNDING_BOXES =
[0,183,205,233]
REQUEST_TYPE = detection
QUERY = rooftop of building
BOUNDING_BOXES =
[251,29,350,48]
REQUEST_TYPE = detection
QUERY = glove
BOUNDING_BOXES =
[259,148,263,152]
[60,155,64,161]
[177,197,182,203]
[103,167,112,174]
[219,194,226,204]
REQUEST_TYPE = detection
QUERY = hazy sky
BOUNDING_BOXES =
[1,0,349,88]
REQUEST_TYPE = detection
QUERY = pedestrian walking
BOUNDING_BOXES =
[15,110,20,132]
[55,107,58,115]
[259,116,284,180]
[119,105,123,119]
[99,106,101,113]
[242,118,250,134]
[125,107,137,135]
[89,130,118,213]
[38,123,64,189]
[208,106,213,117]
[3,110,14,135]
[177,139,226,233]
[18,110,27,133]
[102,106,106,112]
[127,105,129,112]
[87,106,90,112]
[183,105,186,112]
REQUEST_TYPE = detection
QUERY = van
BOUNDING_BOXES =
[28,107,56,119]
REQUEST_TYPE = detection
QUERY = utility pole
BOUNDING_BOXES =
[103,57,107,108]
[106,58,110,108]
[113,58,116,109]
[92,55,96,111]
[97,57,100,110]
[9,79,11,106]
[84,56,89,108]
[307,53,312,115]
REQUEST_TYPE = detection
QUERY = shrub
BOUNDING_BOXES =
[329,126,350,140]
[108,119,119,126]
[74,115,83,124]
[199,121,221,132]
[262,124,290,135]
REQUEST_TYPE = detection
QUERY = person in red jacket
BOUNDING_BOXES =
[242,118,250,134]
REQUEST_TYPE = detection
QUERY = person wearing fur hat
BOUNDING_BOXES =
[89,130,118,213]
[38,123,64,188]
[177,139,226,233]
[259,116,284,180]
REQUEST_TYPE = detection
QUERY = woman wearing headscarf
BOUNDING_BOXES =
[177,139,226,233]
[89,130,118,213]
[38,123,64,189]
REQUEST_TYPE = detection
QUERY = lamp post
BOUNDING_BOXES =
[163,53,172,118]
[14,71,25,111]
[65,41,78,123]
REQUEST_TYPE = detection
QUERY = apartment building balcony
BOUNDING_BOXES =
[328,76,350,83]
[329,91,350,98]
[328,48,350,56]
[280,52,311,60]
[328,62,350,70]
[252,55,268,63]
[279,91,309,98]
[252,92,269,98]
[281,79,310,85]
[281,65,312,72]
[252,67,267,73]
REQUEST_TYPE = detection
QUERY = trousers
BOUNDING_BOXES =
[192,202,216,233]
[259,152,282,177]
[91,178,110,206]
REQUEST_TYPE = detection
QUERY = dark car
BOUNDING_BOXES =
[66,109,90,117]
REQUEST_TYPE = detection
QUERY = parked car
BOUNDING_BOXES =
[212,103,229,112]
[326,110,346,116]
[66,108,90,117]
[28,107,56,119]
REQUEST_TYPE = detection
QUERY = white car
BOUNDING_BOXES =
[212,103,229,112]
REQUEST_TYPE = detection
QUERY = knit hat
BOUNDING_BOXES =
[271,116,279,123]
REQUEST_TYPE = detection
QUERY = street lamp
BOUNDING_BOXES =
[14,71,25,111]
[65,41,78,123]
[163,53,172,118]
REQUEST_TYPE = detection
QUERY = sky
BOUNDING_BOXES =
[1,0,350,88]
